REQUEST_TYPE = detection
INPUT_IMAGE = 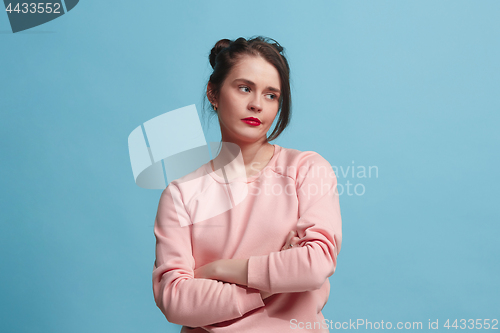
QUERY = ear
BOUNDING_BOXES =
[206,82,217,105]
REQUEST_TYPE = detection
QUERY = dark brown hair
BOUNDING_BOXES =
[203,36,292,141]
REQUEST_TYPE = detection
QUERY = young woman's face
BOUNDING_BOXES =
[212,55,281,145]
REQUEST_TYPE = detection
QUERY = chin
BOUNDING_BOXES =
[233,134,262,144]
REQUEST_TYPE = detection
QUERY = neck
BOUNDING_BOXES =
[211,139,275,179]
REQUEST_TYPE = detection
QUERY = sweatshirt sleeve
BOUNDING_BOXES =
[152,183,265,327]
[247,152,342,294]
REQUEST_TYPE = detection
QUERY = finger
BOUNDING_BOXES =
[290,236,300,247]
[282,237,293,251]
[282,231,294,248]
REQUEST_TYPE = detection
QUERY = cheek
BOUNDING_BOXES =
[268,109,279,123]
[220,95,238,113]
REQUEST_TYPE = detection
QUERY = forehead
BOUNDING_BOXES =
[227,55,281,87]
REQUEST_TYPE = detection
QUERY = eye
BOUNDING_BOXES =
[239,86,250,93]
[266,93,278,100]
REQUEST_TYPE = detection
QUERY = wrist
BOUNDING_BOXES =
[214,259,248,286]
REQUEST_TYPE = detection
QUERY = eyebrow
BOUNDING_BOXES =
[234,78,281,94]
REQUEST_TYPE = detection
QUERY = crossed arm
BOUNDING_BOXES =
[193,230,300,299]
[153,153,342,327]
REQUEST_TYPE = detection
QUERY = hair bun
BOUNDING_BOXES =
[209,38,231,69]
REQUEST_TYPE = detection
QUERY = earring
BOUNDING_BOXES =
[213,104,218,111]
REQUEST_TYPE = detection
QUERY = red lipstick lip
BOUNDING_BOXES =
[242,117,261,124]
[241,118,261,126]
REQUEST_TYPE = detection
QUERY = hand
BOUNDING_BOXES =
[281,230,300,251]
[196,260,273,301]
[193,261,217,280]
[194,259,248,286]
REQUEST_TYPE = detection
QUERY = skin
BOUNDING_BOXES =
[194,55,300,300]
[207,54,280,178]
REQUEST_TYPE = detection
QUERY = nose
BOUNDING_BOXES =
[248,95,262,112]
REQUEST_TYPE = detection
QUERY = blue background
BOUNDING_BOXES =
[1,0,499,332]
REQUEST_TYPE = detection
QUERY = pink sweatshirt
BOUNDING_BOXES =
[152,144,342,332]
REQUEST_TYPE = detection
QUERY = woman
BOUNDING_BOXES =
[152,36,342,332]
